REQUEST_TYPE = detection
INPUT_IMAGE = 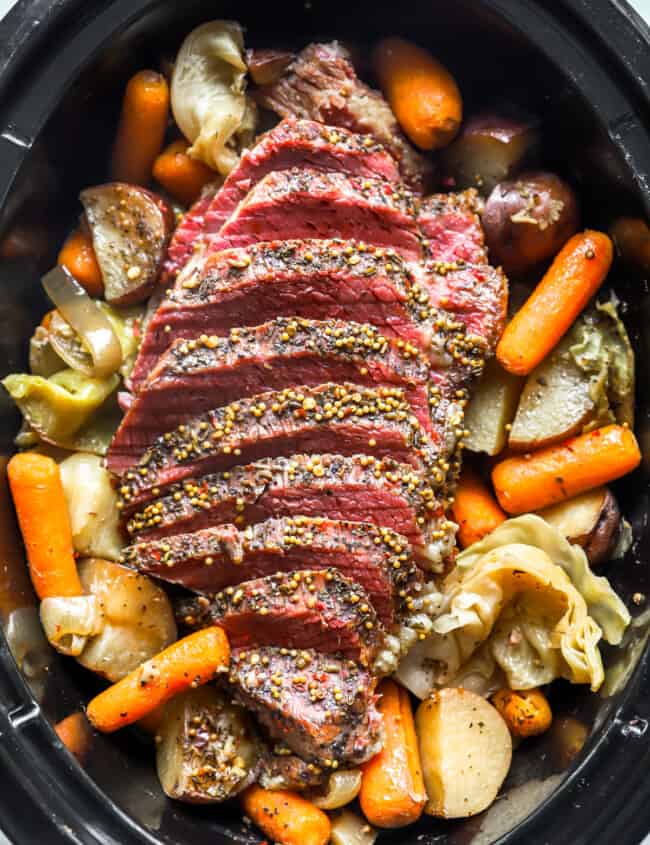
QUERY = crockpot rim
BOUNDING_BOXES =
[0,1,649,843]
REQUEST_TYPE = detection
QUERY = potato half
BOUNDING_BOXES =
[416,687,512,818]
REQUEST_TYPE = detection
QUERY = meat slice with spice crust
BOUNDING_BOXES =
[209,168,422,261]
[121,516,422,630]
[252,42,433,192]
[111,317,441,466]
[227,646,382,767]
[258,742,326,791]
[417,190,508,356]
[177,569,384,668]
[123,454,456,572]
[112,383,442,501]
[164,117,400,280]
[128,239,481,393]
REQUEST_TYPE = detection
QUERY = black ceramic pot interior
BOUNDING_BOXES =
[0,1,650,844]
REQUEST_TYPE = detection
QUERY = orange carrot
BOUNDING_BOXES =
[452,467,506,548]
[86,627,230,733]
[492,424,641,514]
[55,712,93,763]
[374,37,462,150]
[491,688,552,739]
[359,679,426,828]
[241,785,331,845]
[57,229,104,297]
[111,70,169,185]
[7,453,82,600]
[153,140,215,206]
[497,230,613,376]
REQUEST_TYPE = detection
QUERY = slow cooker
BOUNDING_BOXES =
[0,0,649,842]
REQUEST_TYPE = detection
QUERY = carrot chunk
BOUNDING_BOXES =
[374,37,462,151]
[153,140,215,206]
[7,453,82,600]
[497,230,613,376]
[111,70,169,185]
[492,424,641,514]
[58,229,104,297]
[241,785,331,845]
[452,467,506,548]
[359,679,426,828]
[86,627,230,733]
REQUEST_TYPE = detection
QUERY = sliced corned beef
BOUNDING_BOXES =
[208,169,421,262]
[258,743,326,791]
[121,516,422,630]
[228,646,382,766]
[111,317,438,466]
[129,239,453,392]
[163,118,401,280]
[252,42,433,193]
[123,453,456,570]
[178,569,384,667]
[112,383,440,499]
[417,190,508,355]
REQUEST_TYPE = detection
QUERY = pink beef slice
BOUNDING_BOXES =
[227,646,382,766]
[123,453,456,571]
[418,190,509,355]
[110,317,441,466]
[252,42,433,193]
[163,118,401,280]
[128,239,480,392]
[207,168,422,261]
[177,568,384,667]
[111,382,441,498]
[120,516,422,629]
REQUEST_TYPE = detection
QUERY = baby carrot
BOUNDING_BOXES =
[7,453,82,600]
[152,140,215,206]
[111,70,169,185]
[491,688,552,739]
[452,466,506,548]
[57,229,104,297]
[241,785,331,845]
[55,712,93,763]
[359,679,426,828]
[492,424,641,514]
[86,627,230,733]
[497,230,613,376]
[374,37,462,150]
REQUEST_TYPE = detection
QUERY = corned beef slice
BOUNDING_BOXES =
[259,745,326,791]
[252,42,433,193]
[113,383,441,498]
[417,191,508,354]
[121,516,422,629]
[178,568,384,666]
[124,453,456,570]
[110,317,438,466]
[163,117,400,281]
[129,239,460,392]
[228,646,382,766]
[209,169,422,261]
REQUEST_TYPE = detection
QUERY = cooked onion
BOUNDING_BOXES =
[330,809,377,845]
[39,595,104,656]
[42,266,122,379]
[310,769,362,810]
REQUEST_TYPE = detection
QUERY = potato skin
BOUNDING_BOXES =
[581,489,621,567]
[483,171,579,274]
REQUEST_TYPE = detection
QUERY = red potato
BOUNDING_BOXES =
[440,111,539,195]
[483,171,580,274]
[246,48,294,85]
[80,183,174,305]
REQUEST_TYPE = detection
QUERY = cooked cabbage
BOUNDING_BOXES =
[3,369,118,442]
[569,295,635,428]
[456,515,630,644]
[171,20,257,175]
[397,517,630,698]
[59,453,124,560]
